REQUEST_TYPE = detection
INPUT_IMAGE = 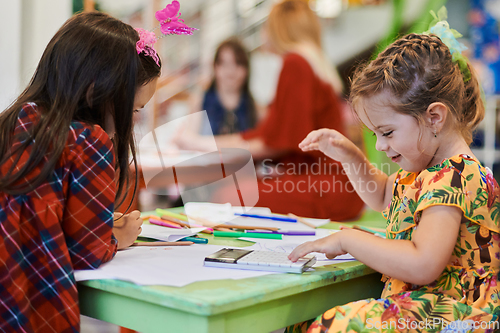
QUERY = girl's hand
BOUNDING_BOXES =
[112,210,143,250]
[288,232,347,262]
[299,129,360,163]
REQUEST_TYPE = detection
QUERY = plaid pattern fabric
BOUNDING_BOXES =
[0,103,118,332]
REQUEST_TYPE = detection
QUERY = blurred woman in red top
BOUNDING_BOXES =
[176,0,364,220]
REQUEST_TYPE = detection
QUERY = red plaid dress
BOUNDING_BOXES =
[0,103,118,332]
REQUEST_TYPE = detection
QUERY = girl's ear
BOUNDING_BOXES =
[86,83,95,107]
[425,102,448,134]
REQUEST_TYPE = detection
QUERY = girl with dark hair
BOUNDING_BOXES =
[202,38,257,135]
[182,38,257,136]
[0,11,160,332]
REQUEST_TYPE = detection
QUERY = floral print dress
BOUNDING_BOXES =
[297,154,500,333]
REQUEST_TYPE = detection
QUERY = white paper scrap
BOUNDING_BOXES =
[184,202,272,224]
[300,217,331,228]
[139,224,206,242]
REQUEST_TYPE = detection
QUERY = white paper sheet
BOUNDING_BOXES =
[241,229,356,266]
[184,202,272,224]
[300,217,331,228]
[74,245,272,286]
[139,224,206,242]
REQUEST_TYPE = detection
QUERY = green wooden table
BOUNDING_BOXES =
[78,210,386,333]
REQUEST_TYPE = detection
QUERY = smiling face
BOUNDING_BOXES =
[356,91,439,173]
[214,47,248,92]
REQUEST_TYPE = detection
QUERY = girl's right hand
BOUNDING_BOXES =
[112,210,143,250]
[288,232,347,262]
[299,129,359,163]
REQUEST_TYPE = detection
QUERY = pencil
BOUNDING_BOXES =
[160,215,190,228]
[160,214,213,234]
[132,241,194,246]
[288,213,317,229]
[183,214,219,228]
[142,215,161,221]
[352,225,386,237]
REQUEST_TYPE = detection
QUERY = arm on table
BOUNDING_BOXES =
[62,128,119,269]
[290,205,462,285]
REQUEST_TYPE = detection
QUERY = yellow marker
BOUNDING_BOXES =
[156,208,188,222]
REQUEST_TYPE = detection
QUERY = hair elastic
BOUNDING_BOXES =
[423,7,471,82]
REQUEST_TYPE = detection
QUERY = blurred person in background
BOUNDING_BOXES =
[175,0,364,220]
[186,38,258,135]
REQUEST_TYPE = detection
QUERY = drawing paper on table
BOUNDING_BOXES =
[74,245,272,286]
[241,229,355,266]
[139,224,206,242]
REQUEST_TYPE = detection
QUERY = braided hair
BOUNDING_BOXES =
[350,33,484,144]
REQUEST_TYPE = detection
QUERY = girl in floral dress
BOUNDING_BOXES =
[288,9,500,333]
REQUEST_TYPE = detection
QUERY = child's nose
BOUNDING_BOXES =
[375,137,389,152]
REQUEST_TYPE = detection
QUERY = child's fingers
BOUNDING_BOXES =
[288,241,317,262]
[299,130,324,148]
[113,212,125,227]
[127,210,141,220]
[329,137,343,147]
[300,143,320,151]
[130,216,144,230]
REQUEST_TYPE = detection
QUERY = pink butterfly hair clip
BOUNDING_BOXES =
[135,0,197,66]
[155,0,198,35]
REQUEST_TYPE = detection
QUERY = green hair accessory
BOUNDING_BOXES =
[424,6,471,82]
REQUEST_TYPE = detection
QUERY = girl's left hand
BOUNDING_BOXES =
[288,232,347,262]
[112,210,143,250]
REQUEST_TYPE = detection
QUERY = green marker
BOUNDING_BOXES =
[213,231,282,240]
[180,236,208,244]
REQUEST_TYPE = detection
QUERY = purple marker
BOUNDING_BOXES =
[247,230,316,236]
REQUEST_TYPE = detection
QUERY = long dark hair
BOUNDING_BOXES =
[209,38,257,128]
[0,12,160,208]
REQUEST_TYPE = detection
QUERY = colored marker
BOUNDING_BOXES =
[235,213,297,223]
[149,218,183,229]
[156,208,188,221]
[132,241,193,246]
[180,236,208,244]
[213,231,282,239]
[248,230,316,236]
